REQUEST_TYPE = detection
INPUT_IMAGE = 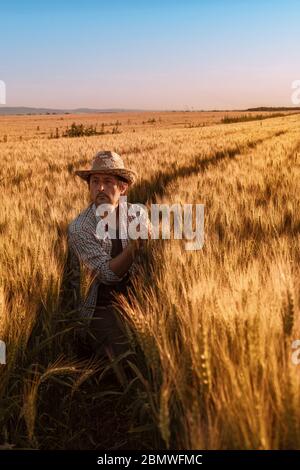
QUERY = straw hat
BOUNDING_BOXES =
[75,150,137,185]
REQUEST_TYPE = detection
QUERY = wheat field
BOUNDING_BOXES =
[0,111,299,449]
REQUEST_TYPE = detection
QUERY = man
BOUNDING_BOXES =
[68,150,150,366]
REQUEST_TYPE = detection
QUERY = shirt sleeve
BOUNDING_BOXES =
[68,226,125,285]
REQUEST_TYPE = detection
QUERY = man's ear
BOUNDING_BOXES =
[120,182,128,195]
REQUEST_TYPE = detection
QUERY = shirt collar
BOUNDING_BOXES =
[92,200,129,216]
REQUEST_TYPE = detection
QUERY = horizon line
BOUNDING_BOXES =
[1,105,300,116]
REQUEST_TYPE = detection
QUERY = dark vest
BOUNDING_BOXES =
[96,229,131,307]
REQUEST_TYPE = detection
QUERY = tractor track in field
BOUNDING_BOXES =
[130,130,288,205]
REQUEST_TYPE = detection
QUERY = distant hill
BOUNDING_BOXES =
[0,106,300,116]
[0,107,143,116]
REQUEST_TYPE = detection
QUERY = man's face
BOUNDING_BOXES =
[89,173,127,208]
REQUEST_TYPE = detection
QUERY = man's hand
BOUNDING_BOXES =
[128,237,148,257]
[108,219,152,278]
[128,222,152,257]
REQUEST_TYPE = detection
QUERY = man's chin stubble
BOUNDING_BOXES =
[96,194,108,201]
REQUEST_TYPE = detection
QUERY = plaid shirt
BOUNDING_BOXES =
[68,201,149,321]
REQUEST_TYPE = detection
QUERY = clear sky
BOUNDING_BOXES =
[0,0,299,110]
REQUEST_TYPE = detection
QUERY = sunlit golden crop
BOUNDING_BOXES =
[0,111,299,449]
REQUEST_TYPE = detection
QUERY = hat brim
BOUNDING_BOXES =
[75,168,137,185]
